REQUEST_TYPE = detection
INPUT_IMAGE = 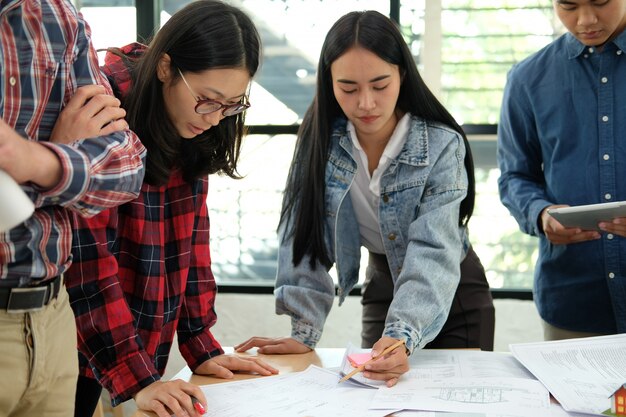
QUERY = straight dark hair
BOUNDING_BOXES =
[122,0,261,185]
[281,10,476,268]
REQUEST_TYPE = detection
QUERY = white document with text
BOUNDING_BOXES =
[509,333,626,415]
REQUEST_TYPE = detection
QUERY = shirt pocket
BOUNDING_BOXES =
[22,57,61,140]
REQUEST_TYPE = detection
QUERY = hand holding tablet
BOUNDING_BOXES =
[547,201,626,231]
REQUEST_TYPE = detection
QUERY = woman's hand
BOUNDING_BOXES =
[133,379,206,417]
[50,85,128,145]
[361,337,409,387]
[194,354,279,379]
[234,336,312,354]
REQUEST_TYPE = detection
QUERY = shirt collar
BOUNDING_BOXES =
[347,112,410,160]
[614,29,626,53]
[566,29,626,59]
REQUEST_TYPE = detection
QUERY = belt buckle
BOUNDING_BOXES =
[7,286,48,314]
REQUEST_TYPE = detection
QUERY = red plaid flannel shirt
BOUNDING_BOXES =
[66,43,223,406]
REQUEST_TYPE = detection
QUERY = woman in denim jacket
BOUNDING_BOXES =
[237,10,494,386]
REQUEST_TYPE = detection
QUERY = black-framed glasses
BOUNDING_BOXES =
[177,68,250,116]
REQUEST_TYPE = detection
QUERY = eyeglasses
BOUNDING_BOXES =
[177,68,250,116]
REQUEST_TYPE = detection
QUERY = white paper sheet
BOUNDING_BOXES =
[370,376,550,416]
[405,349,536,380]
[509,333,626,416]
[393,402,593,417]
[198,365,398,417]
[366,349,550,416]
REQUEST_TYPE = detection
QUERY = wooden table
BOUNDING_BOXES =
[130,348,346,417]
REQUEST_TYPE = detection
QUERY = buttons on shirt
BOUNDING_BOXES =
[603,154,610,160]
[605,193,612,200]
[387,233,397,241]
[588,47,594,53]
[601,77,608,84]
[618,50,623,55]
[602,115,609,122]
[609,272,615,279]
[607,234,614,240]
[9,76,16,86]
[382,194,389,203]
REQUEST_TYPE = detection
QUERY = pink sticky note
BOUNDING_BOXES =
[348,352,373,367]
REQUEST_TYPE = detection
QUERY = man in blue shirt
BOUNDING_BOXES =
[498,0,626,340]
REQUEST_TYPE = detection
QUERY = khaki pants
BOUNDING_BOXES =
[0,286,78,417]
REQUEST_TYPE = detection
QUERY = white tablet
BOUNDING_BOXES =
[547,201,626,231]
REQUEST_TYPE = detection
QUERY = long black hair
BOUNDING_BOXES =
[281,10,476,268]
[123,0,261,185]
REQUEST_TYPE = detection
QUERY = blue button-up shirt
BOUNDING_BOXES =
[498,30,626,333]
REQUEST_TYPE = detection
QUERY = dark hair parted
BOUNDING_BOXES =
[123,0,261,185]
[281,10,476,269]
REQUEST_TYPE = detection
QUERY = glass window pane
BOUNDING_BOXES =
[235,0,389,125]
[439,2,559,124]
[75,1,137,57]
[208,133,293,285]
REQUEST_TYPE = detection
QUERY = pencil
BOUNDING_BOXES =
[338,339,405,383]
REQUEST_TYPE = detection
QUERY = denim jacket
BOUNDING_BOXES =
[275,115,469,354]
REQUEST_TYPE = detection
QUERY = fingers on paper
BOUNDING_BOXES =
[364,337,409,382]
[361,365,407,385]
[138,380,205,417]
[386,377,400,388]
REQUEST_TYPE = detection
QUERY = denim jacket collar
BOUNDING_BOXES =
[331,115,430,169]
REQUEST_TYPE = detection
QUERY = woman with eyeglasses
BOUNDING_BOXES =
[50,2,277,416]
[236,10,494,386]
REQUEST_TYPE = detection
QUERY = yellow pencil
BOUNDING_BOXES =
[338,339,405,383]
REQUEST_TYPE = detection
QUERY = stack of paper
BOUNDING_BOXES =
[510,333,626,416]
[196,335,626,416]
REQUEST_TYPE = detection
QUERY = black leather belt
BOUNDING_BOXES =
[0,275,62,313]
